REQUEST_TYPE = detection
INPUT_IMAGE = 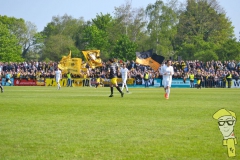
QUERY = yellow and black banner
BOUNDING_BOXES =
[45,78,135,87]
[136,49,164,71]
[58,51,82,74]
[82,50,102,69]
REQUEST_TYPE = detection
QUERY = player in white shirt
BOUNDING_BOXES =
[55,67,62,90]
[160,60,174,99]
[159,62,166,88]
[120,63,129,93]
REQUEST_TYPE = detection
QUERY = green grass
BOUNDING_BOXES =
[0,86,239,160]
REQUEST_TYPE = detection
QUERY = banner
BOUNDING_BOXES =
[232,79,240,88]
[136,49,152,66]
[171,79,190,88]
[150,53,165,70]
[58,51,82,74]
[1,78,14,86]
[36,78,45,86]
[136,49,164,71]
[45,78,87,87]
[82,50,103,69]
[45,78,67,87]
[15,79,37,86]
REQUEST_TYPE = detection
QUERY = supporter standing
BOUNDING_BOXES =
[223,71,227,88]
[82,71,90,87]
[208,73,214,88]
[181,71,188,83]
[55,67,62,90]
[181,60,187,72]
[120,63,129,93]
[161,60,174,99]
[205,73,210,88]
[195,72,203,89]
[213,73,219,88]
[108,58,124,98]
[232,71,239,83]
[143,71,149,88]
[237,61,240,74]
[218,71,224,88]
[226,71,232,88]
[66,71,72,87]
[189,71,195,88]
[201,71,206,88]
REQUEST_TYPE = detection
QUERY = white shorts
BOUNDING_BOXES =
[162,79,165,86]
[122,78,127,84]
[56,78,60,83]
[163,80,172,88]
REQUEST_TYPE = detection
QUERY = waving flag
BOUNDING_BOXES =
[136,49,164,71]
[82,50,103,69]
[58,50,82,74]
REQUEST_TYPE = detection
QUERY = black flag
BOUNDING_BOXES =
[136,49,164,71]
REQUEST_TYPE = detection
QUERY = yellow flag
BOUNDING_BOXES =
[67,58,82,74]
[58,51,82,74]
[61,50,71,61]
[82,50,103,69]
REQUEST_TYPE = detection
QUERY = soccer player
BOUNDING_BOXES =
[0,83,3,93]
[159,61,166,93]
[120,63,129,93]
[55,67,62,90]
[0,76,3,93]
[95,70,101,88]
[108,58,124,97]
[161,60,174,99]
[5,71,12,85]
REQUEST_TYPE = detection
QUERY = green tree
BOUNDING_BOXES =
[113,1,147,50]
[42,34,78,61]
[26,32,46,61]
[21,21,39,59]
[42,14,84,38]
[81,13,113,60]
[112,35,138,61]
[145,0,178,58]
[0,15,26,45]
[42,14,84,60]
[76,13,114,60]
[216,39,240,61]
[0,15,39,59]
[175,0,235,60]
[0,22,23,62]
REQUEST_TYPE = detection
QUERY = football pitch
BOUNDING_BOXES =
[0,86,239,159]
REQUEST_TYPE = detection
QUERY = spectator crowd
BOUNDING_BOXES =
[0,59,240,88]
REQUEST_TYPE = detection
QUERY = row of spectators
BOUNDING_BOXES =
[0,60,240,87]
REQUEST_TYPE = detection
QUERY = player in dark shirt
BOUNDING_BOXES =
[195,72,203,89]
[0,73,4,93]
[108,58,124,97]
[0,82,3,93]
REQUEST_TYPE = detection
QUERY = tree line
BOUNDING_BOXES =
[0,0,239,63]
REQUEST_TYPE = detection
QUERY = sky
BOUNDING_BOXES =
[0,0,239,40]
